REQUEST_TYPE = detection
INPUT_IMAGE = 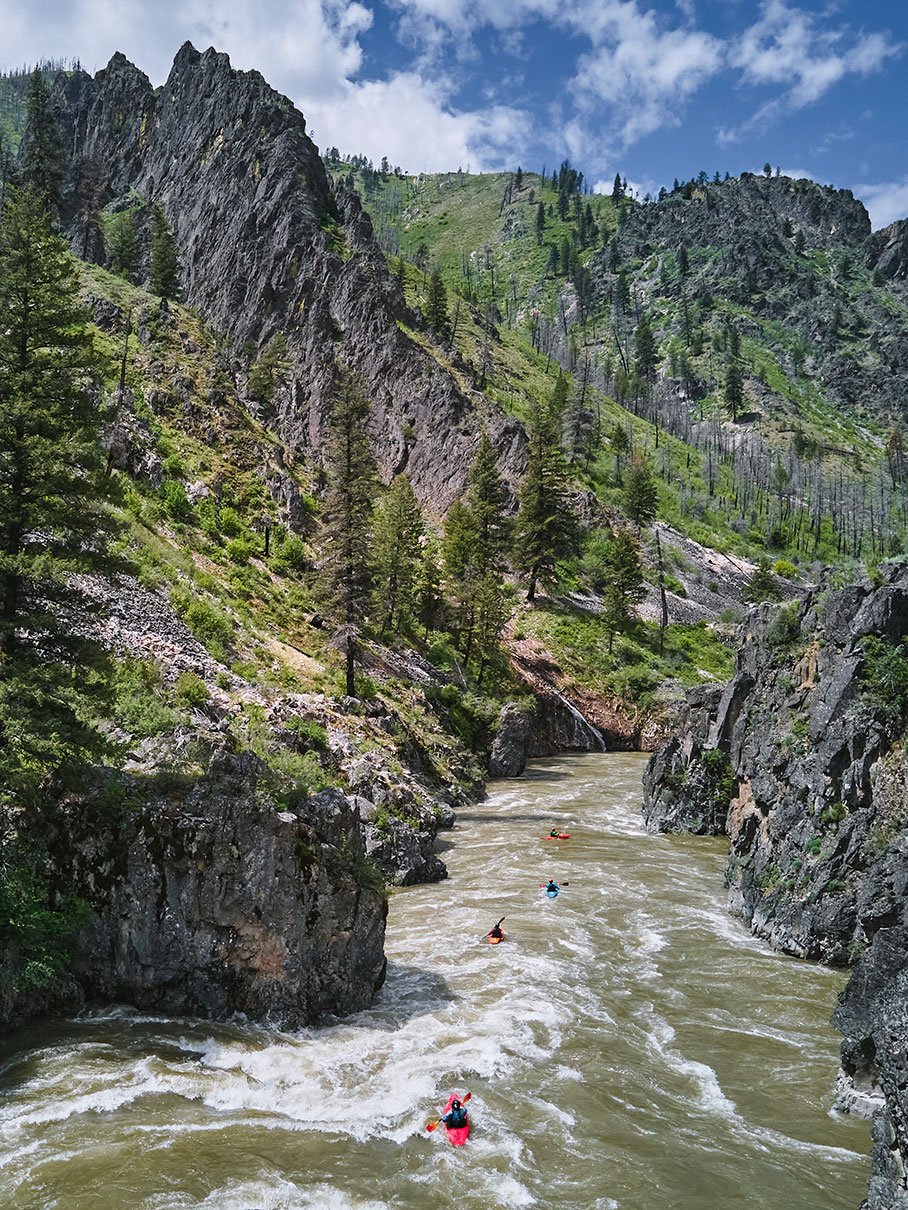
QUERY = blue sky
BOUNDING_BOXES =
[3,0,907,225]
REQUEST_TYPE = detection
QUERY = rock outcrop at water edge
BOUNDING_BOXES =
[39,751,387,1029]
[642,564,908,1209]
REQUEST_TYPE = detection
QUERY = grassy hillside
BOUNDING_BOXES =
[344,160,908,571]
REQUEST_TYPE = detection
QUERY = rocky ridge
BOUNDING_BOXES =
[603,172,908,425]
[50,45,524,512]
[642,565,908,1208]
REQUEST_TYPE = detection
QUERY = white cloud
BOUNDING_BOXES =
[304,71,531,171]
[857,179,908,231]
[719,1,901,143]
[569,3,723,151]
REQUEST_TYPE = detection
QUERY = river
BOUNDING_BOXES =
[0,753,870,1209]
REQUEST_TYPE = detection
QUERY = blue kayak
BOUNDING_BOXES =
[545,887,559,898]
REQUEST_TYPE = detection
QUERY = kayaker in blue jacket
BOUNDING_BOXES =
[545,879,559,894]
[442,1098,468,1128]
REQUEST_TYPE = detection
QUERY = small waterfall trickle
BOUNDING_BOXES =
[547,687,607,751]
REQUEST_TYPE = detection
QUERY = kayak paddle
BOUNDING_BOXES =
[426,1091,471,1132]
[483,916,506,938]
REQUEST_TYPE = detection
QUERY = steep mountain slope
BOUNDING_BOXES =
[47,45,524,511]
[357,165,908,566]
[642,569,908,1209]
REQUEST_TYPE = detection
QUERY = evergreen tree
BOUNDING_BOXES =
[535,200,545,244]
[415,532,445,637]
[634,312,658,388]
[105,209,140,282]
[149,205,182,302]
[372,473,424,635]
[599,528,646,653]
[442,498,480,660]
[612,172,624,201]
[0,186,114,798]
[742,557,780,604]
[317,369,376,695]
[609,422,630,484]
[466,428,510,573]
[248,333,291,404]
[724,358,744,422]
[515,166,523,191]
[514,377,577,601]
[793,228,806,255]
[19,69,63,218]
[622,456,658,528]
[426,267,450,340]
[76,156,105,262]
[472,573,512,685]
[677,244,689,275]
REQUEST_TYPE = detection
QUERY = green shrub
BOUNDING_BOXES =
[805,836,823,856]
[160,479,192,522]
[218,506,244,538]
[286,717,329,749]
[767,601,800,649]
[112,658,176,737]
[171,588,233,659]
[271,532,308,575]
[861,636,908,728]
[174,671,209,708]
[225,537,256,566]
[270,749,333,795]
[773,559,798,579]
[0,852,89,990]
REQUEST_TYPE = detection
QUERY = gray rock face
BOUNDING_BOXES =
[45,752,387,1028]
[833,927,908,1210]
[643,566,908,1209]
[597,173,908,425]
[52,45,525,511]
[488,702,534,778]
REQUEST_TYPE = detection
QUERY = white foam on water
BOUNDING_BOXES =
[143,1179,387,1210]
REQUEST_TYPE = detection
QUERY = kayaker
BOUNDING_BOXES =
[549,828,560,837]
[442,1098,468,1129]
[545,879,559,894]
[488,919,504,941]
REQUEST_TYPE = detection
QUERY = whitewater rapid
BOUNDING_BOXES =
[0,754,869,1209]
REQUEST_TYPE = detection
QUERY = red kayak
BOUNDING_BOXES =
[543,832,571,840]
[441,1094,470,1147]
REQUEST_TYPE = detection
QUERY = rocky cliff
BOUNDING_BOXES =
[599,172,908,423]
[49,45,523,511]
[643,565,908,1208]
[0,752,388,1031]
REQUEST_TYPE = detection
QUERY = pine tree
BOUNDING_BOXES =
[535,200,545,244]
[677,244,689,275]
[19,69,63,218]
[472,573,512,685]
[622,457,658,529]
[725,358,744,422]
[609,422,630,484]
[634,312,658,388]
[105,209,140,282]
[514,378,578,601]
[415,532,445,637]
[742,557,779,604]
[426,267,450,340]
[0,186,115,798]
[466,429,509,574]
[599,528,646,653]
[612,173,624,201]
[149,205,182,302]
[372,473,424,635]
[317,369,376,695]
[248,333,291,404]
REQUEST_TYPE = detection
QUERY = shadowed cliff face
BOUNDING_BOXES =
[53,44,524,510]
[29,753,389,1029]
[643,567,908,1210]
